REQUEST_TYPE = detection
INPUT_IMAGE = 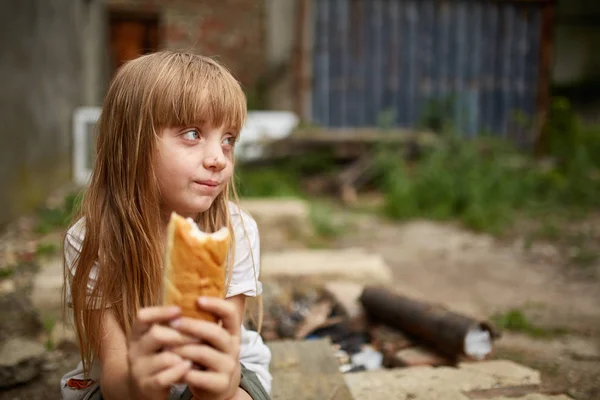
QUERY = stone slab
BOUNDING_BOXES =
[261,248,393,284]
[345,360,545,400]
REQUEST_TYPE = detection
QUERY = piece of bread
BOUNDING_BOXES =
[162,212,231,322]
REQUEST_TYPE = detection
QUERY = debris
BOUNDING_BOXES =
[295,298,335,339]
[350,345,384,371]
[323,281,365,327]
[391,347,451,368]
[360,286,497,360]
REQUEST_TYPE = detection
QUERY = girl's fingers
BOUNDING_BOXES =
[140,359,193,392]
[196,297,241,337]
[134,351,186,377]
[131,306,181,339]
[138,324,199,354]
[170,344,235,374]
[185,370,230,394]
[170,318,231,354]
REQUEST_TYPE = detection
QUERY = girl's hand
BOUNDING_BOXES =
[169,297,242,400]
[127,306,198,400]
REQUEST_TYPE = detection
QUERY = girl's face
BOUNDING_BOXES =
[155,121,236,220]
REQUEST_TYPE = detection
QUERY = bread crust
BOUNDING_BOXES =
[162,212,230,321]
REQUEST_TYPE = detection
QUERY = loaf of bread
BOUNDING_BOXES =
[162,212,230,322]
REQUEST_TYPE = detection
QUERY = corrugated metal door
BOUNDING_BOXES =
[311,0,549,139]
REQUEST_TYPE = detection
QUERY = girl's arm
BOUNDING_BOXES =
[97,309,132,398]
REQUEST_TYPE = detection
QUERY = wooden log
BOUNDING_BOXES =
[360,286,498,361]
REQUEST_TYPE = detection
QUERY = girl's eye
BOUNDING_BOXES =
[223,136,236,146]
[182,129,200,141]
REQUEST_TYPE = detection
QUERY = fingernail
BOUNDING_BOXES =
[184,360,193,368]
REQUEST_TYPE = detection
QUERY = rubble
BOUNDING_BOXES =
[253,279,500,377]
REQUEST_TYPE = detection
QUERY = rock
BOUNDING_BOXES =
[0,292,43,342]
[0,337,46,388]
[261,248,393,285]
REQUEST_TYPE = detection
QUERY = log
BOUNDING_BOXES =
[359,286,498,361]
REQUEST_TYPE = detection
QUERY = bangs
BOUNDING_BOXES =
[149,53,247,133]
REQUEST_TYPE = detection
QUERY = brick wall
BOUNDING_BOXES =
[108,0,266,91]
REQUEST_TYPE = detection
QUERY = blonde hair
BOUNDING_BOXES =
[66,51,256,376]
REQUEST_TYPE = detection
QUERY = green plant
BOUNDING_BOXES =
[376,136,540,234]
[491,309,568,339]
[36,242,58,257]
[373,97,600,235]
[0,267,14,279]
[235,166,301,198]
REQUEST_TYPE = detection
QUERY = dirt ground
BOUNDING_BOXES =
[335,213,600,400]
[1,202,599,399]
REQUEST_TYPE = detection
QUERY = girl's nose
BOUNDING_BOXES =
[203,152,226,171]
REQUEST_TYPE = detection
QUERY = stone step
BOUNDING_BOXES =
[240,198,309,229]
[261,248,393,285]
[344,360,568,400]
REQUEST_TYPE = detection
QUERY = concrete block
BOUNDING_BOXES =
[345,359,545,400]
[458,360,541,388]
[239,198,309,227]
[261,248,393,284]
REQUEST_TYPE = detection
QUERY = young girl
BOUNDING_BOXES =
[61,51,271,400]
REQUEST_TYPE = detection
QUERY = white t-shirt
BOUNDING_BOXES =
[60,203,272,399]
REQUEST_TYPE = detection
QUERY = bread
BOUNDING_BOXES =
[162,212,231,322]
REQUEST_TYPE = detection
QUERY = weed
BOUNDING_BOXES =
[36,242,58,258]
[491,309,569,339]
[0,267,14,279]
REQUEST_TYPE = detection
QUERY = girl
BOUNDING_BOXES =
[60,51,272,400]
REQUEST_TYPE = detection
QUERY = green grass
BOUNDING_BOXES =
[491,309,569,339]
[235,167,301,198]
[0,267,14,279]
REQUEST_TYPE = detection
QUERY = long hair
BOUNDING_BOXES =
[67,51,249,376]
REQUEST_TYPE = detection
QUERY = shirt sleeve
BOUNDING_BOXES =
[64,218,104,309]
[226,210,263,298]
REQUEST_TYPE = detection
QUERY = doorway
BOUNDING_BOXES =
[108,9,160,77]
